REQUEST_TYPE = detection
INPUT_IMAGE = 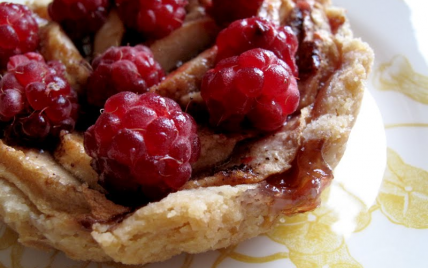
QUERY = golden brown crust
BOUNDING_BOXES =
[0,0,373,265]
[92,185,277,264]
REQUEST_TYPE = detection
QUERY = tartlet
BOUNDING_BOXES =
[0,0,373,265]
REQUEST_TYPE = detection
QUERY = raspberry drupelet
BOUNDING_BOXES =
[206,0,264,26]
[0,52,79,145]
[201,48,299,132]
[115,0,187,40]
[0,3,39,69]
[48,0,110,40]
[84,91,200,205]
[86,45,165,107]
[216,17,299,76]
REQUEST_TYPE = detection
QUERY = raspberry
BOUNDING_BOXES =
[84,92,200,205]
[48,0,110,40]
[201,48,299,132]
[0,52,79,145]
[206,0,263,26]
[216,17,298,76]
[0,3,39,69]
[86,45,165,107]
[115,0,187,40]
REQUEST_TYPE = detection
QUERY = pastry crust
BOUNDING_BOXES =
[0,0,373,265]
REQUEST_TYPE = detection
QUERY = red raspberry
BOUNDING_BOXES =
[86,45,165,107]
[0,3,39,69]
[216,17,298,76]
[84,92,200,205]
[48,0,110,40]
[115,0,187,40]
[201,48,299,132]
[206,0,263,26]
[0,52,79,145]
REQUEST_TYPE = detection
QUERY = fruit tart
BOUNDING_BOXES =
[0,0,374,265]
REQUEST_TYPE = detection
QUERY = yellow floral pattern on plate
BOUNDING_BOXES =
[373,55,428,104]
[376,148,428,229]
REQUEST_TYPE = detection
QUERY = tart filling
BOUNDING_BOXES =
[0,0,373,265]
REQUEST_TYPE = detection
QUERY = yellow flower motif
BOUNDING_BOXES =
[269,185,370,250]
[377,148,428,229]
[373,55,428,104]
[269,209,343,256]
[0,225,18,251]
[0,225,23,268]
[288,240,361,268]
[212,184,372,268]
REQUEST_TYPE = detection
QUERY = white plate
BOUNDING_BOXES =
[1,0,428,267]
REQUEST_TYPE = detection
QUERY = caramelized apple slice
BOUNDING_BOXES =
[0,140,89,215]
[150,47,217,107]
[38,22,91,95]
[93,9,125,56]
[150,17,220,72]
[0,139,128,221]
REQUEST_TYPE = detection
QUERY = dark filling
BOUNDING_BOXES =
[262,140,333,214]
[289,2,321,81]
[256,3,340,209]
